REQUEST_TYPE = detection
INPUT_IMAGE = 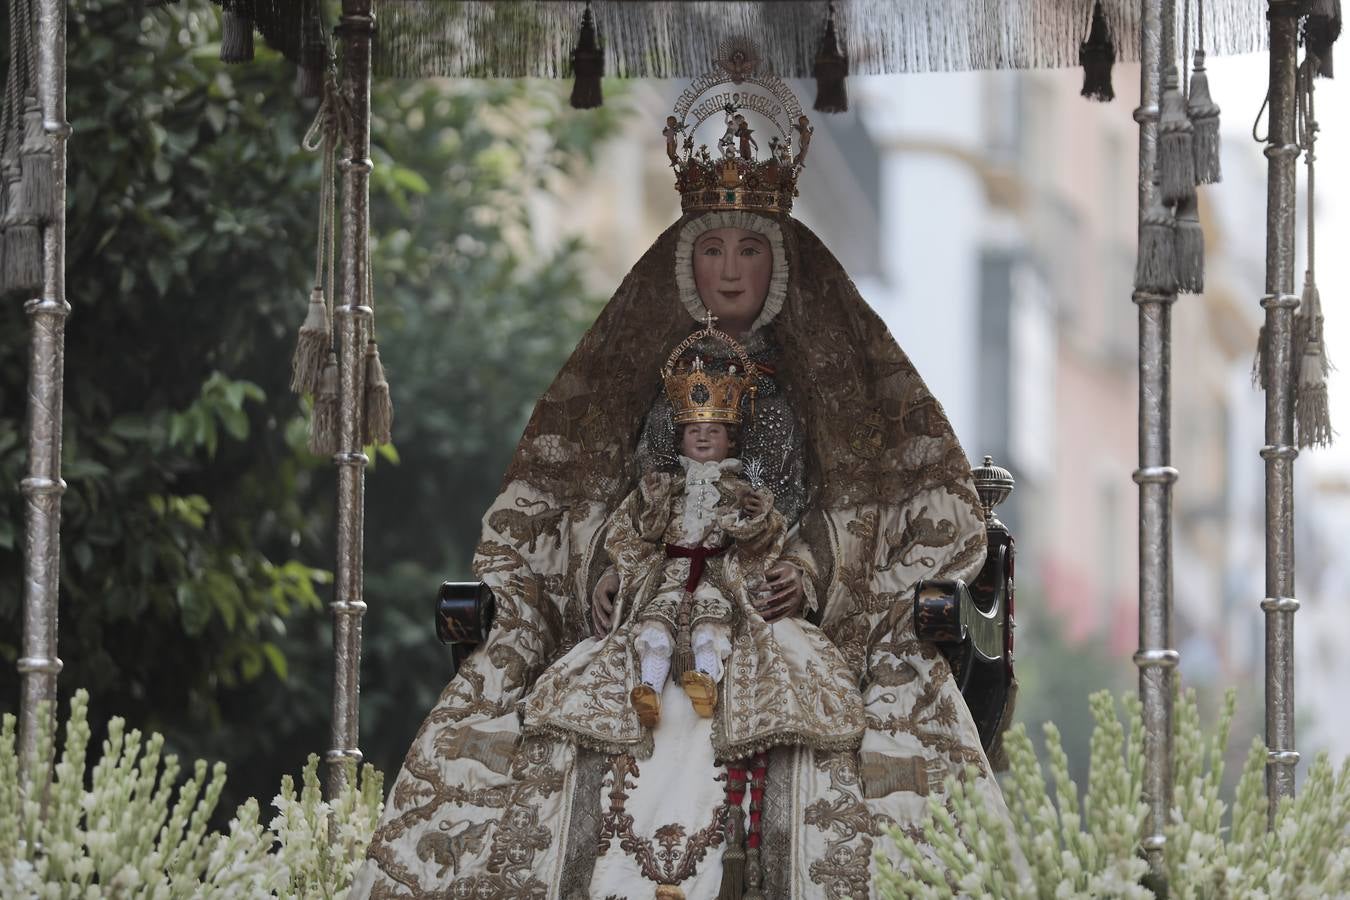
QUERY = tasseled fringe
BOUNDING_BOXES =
[1296,274,1334,447]
[1158,79,1196,206]
[18,100,53,223]
[813,7,849,113]
[363,340,394,446]
[290,286,330,395]
[220,9,256,63]
[569,4,604,110]
[1079,1,1115,102]
[308,352,340,456]
[1174,194,1204,294]
[0,160,42,295]
[1306,0,1341,79]
[1135,189,1176,294]
[372,1,1269,80]
[1188,52,1222,183]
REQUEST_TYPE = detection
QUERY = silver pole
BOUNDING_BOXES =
[1260,0,1301,812]
[1132,0,1179,881]
[17,0,70,770]
[326,0,374,797]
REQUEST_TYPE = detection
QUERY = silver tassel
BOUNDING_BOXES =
[290,286,330,395]
[1135,186,1176,294]
[1188,51,1222,184]
[1173,194,1204,293]
[1159,77,1196,205]
[0,158,41,294]
[362,340,393,446]
[308,352,340,456]
[18,99,53,222]
[1295,273,1334,448]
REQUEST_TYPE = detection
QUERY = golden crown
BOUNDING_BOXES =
[662,315,758,427]
[664,37,812,215]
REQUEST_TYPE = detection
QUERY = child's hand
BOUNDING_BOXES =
[740,489,773,518]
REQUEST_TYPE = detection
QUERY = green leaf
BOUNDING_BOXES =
[260,642,288,680]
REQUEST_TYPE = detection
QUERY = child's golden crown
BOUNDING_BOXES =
[665,37,811,215]
[662,313,758,427]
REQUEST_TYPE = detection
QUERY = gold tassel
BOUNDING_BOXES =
[743,846,764,900]
[308,351,340,456]
[290,287,330,395]
[717,806,746,900]
[363,339,394,446]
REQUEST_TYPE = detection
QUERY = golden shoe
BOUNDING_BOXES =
[680,670,718,718]
[630,684,661,728]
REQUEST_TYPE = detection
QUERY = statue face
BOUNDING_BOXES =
[680,422,731,463]
[692,227,772,336]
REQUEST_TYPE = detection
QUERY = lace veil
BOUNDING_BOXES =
[499,209,981,525]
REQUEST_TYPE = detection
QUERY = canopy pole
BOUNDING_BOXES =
[1260,0,1301,815]
[17,0,71,772]
[327,0,374,797]
[1132,0,1178,883]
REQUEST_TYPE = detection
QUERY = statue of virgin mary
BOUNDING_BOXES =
[353,52,1006,900]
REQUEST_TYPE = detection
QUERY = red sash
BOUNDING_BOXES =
[664,543,728,592]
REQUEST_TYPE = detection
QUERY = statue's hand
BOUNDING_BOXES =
[756,561,803,623]
[591,570,620,635]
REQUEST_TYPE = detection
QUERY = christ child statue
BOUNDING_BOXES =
[625,414,783,728]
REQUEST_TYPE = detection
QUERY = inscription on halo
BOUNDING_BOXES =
[672,49,803,140]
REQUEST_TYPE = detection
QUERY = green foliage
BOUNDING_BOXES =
[0,0,329,775]
[0,690,383,897]
[0,0,621,817]
[875,689,1350,898]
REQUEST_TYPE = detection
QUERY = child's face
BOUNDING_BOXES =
[681,422,731,463]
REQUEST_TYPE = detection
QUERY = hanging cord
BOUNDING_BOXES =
[1182,0,1191,98]
[293,70,345,463]
[1293,53,1334,447]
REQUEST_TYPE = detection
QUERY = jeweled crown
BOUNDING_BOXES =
[664,37,812,215]
[662,315,758,426]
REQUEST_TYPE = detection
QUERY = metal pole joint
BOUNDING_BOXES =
[1133,649,1181,669]
[1266,749,1301,765]
[1132,466,1179,485]
[1259,444,1298,461]
[16,656,63,675]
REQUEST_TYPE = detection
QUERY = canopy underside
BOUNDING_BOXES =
[371,0,1267,80]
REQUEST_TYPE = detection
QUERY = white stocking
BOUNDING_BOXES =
[690,622,732,683]
[635,622,674,688]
